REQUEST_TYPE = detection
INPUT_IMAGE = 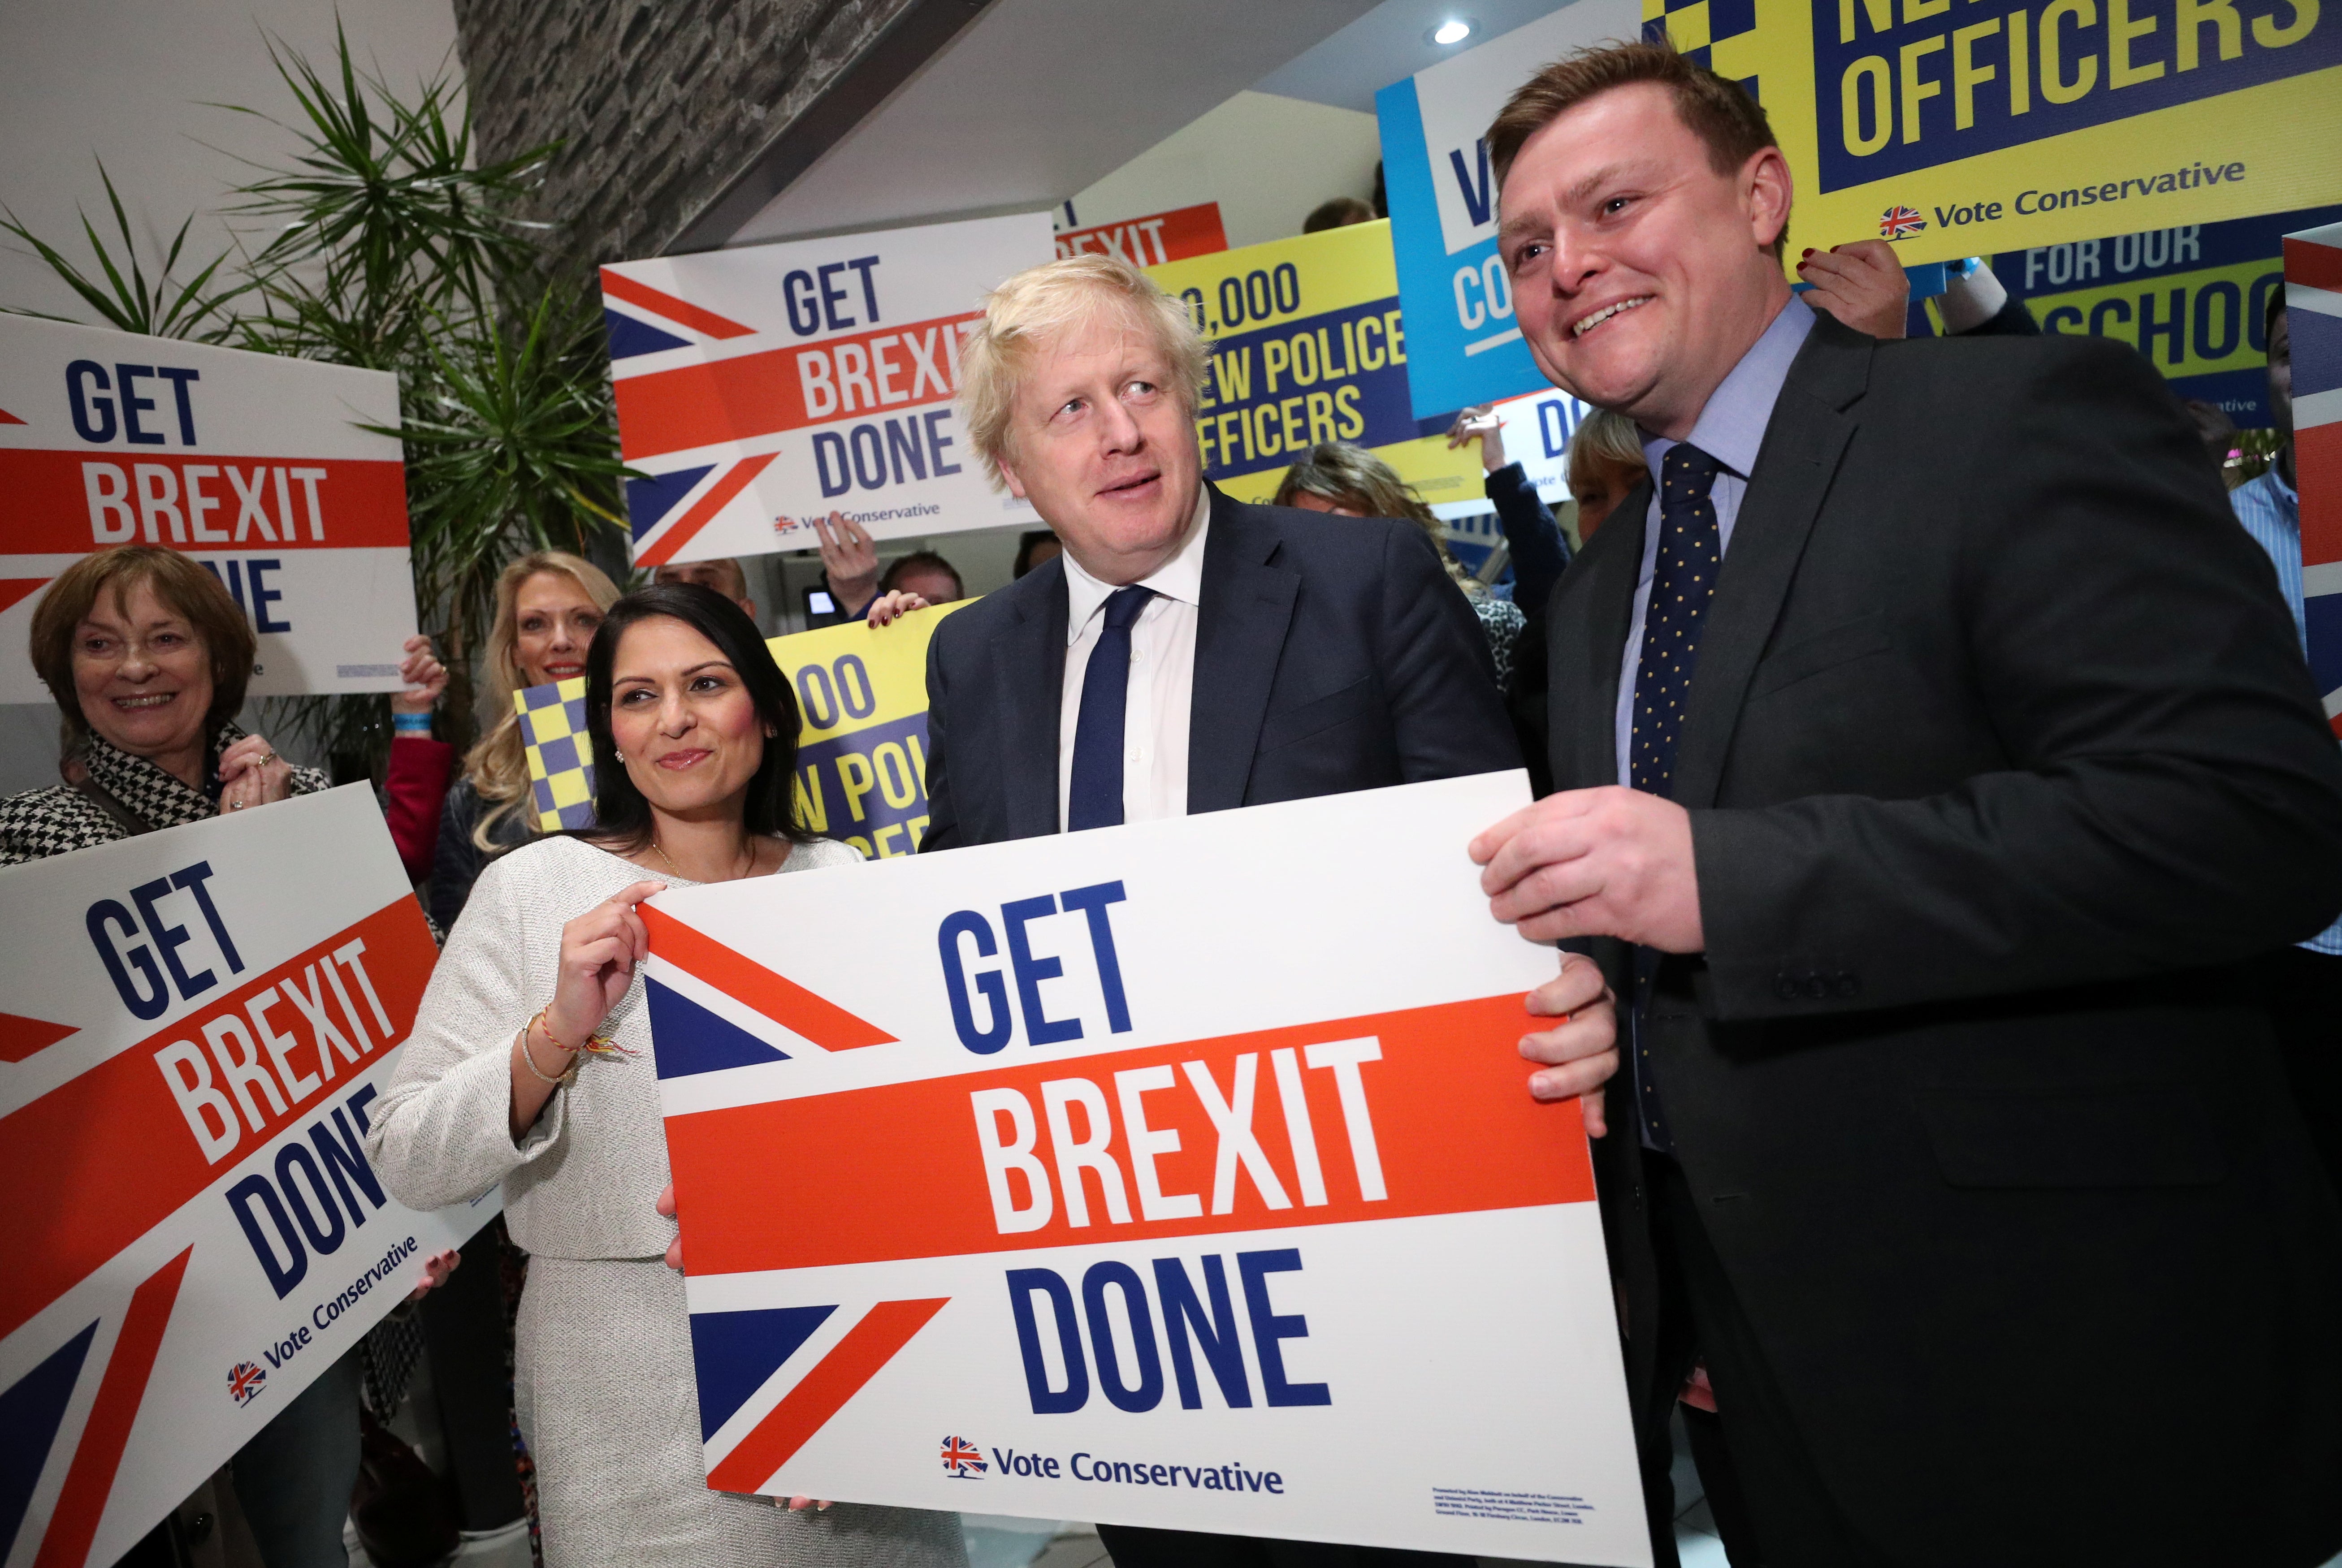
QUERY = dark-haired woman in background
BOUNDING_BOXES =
[364,583,963,1567]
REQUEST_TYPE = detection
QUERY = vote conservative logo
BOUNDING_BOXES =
[226,1360,268,1407]
[940,1436,987,1478]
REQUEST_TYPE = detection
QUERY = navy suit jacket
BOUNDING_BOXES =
[921,486,1519,850]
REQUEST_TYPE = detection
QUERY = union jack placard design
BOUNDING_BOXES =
[601,214,1051,568]
[647,774,1650,1564]
[1878,206,1927,240]
[0,789,494,1568]
[227,1361,268,1406]
[2289,219,2342,732]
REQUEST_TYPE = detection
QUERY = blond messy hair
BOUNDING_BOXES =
[960,253,1211,488]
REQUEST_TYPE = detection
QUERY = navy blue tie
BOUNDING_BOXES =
[1628,442,1724,1154]
[1067,586,1155,831]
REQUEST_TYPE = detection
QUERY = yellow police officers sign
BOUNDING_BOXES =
[1147,222,1482,509]
[768,602,966,860]
[1662,0,2340,263]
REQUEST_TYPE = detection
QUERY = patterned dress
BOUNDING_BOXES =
[0,725,330,865]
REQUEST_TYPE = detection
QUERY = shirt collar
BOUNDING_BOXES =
[1640,294,1817,484]
[1063,483,1212,645]
[2267,461,2299,509]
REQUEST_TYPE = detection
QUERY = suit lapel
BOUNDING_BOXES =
[1670,317,1872,810]
[1000,563,1070,838]
[1555,479,1650,791]
[1189,490,1299,813]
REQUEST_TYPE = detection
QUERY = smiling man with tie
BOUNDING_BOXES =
[1467,38,2342,1568]
[918,252,1608,1568]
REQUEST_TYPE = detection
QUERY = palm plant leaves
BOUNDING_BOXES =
[0,164,253,340]
[394,284,634,647]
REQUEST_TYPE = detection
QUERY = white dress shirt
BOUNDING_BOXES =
[1057,484,1211,831]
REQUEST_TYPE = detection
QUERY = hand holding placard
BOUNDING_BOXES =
[511,880,659,1137]
[1518,954,1618,1136]
[1471,785,1706,952]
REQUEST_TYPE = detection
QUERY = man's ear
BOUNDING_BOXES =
[1742,145,1794,255]
[996,454,1030,501]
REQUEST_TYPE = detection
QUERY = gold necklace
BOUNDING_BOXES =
[649,836,753,881]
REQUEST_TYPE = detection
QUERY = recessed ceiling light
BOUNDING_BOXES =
[1429,17,1476,45]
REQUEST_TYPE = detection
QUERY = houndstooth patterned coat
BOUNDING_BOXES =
[0,725,330,866]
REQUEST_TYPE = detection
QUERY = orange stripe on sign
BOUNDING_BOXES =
[600,271,755,341]
[634,452,776,568]
[34,1247,193,1568]
[0,451,411,554]
[706,1298,948,1492]
[613,311,975,462]
[2302,420,2342,590]
[642,904,895,1049]
[666,993,1594,1279]
[2283,237,2342,294]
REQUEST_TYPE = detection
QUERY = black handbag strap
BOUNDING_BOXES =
[73,774,159,838]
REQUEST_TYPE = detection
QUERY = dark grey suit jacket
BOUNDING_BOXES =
[1550,313,2342,1563]
[921,487,1519,850]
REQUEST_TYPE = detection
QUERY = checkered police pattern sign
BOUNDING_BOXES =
[519,677,595,831]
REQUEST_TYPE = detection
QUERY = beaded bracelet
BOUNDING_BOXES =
[392,713,433,735]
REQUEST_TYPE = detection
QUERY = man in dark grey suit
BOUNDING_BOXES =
[1469,40,2342,1568]
[920,253,1612,1568]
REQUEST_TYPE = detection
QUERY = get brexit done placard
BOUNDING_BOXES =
[603,213,1051,566]
[0,315,420,704]
[645,773,1648,1563]
[0,788,496,1568]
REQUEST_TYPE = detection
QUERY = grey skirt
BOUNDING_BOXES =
[516,1256,966,1568]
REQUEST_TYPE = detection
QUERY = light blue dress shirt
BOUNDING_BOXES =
[1613,297,1818,783]
[2229,463,2342,955]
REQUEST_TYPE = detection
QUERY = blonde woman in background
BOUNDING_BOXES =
[431,550,622,928]
[1273,441,1528,692]
[1563,407,1650,542]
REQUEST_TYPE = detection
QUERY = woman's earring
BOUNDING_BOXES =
[614,750,625,761]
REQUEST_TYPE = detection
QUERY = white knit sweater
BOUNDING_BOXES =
[366,833,862,1259]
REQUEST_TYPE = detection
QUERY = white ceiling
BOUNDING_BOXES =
[1251,0,1573,113]
[725,0,1387,247]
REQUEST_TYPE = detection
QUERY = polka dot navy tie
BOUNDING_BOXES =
[1628,441,1724,1154]
[1630,442,1725,799]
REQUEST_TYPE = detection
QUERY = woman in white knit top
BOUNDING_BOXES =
[366,583,965,1568]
